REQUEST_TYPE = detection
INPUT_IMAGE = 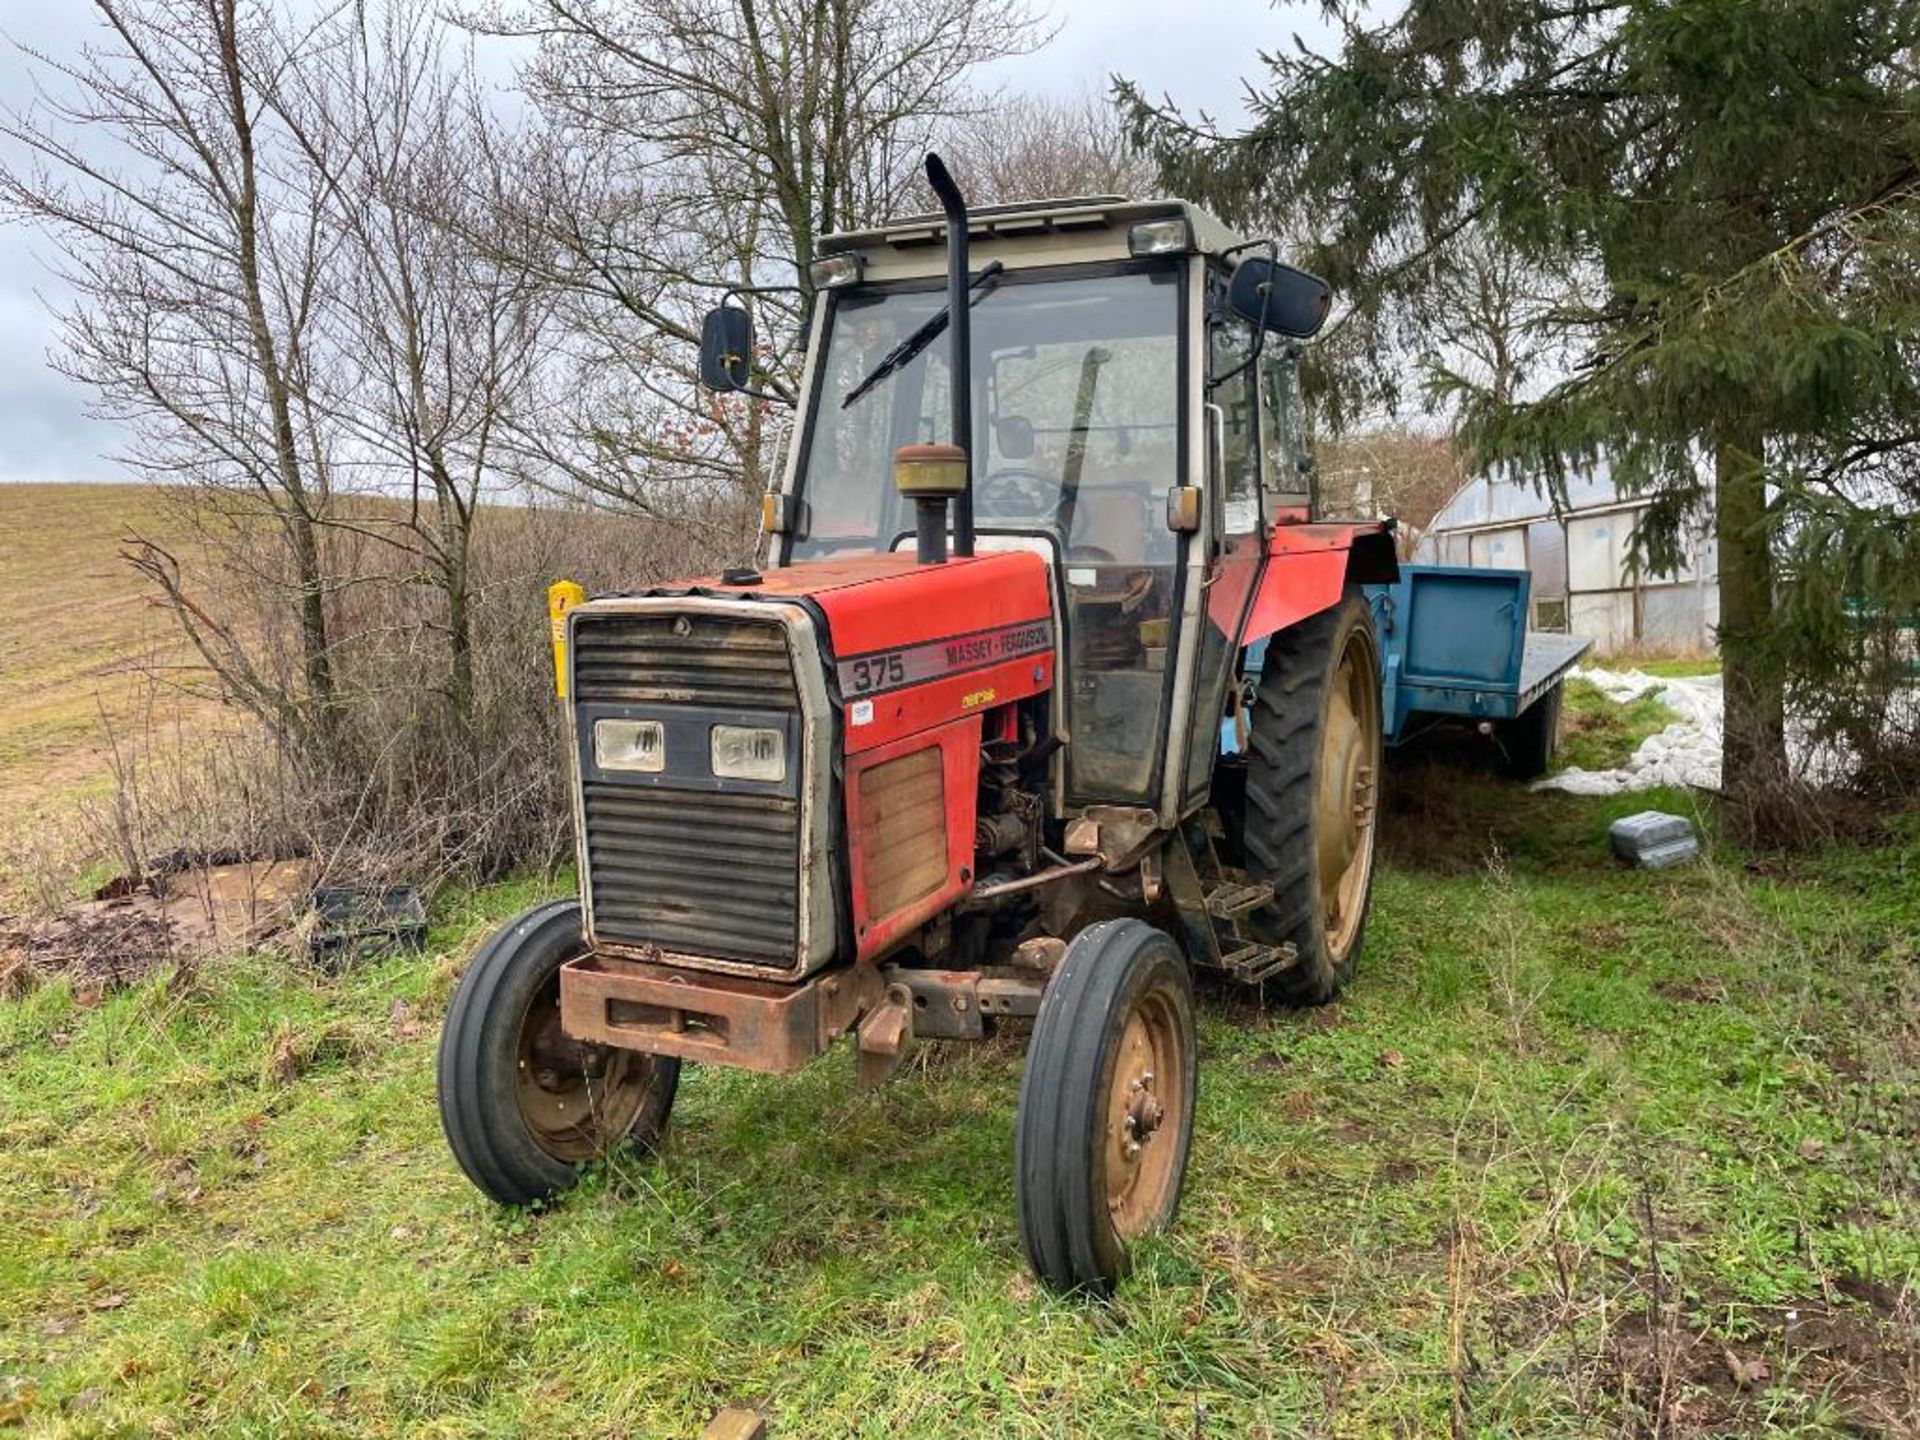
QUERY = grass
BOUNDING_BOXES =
[1586,652,1724,681]
[1629,657,1723,680]
[3,773,1916,1436]
[1557,675,1683,773]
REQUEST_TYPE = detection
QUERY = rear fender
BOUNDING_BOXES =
[1239,524,1398,647]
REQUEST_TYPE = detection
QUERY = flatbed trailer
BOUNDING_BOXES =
[1231,564,1588,778]
[1367,564,1591,777]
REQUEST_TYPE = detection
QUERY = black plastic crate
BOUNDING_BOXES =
[307,885,429,964]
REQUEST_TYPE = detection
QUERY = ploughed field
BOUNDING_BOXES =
[3,770,1916,1436]
[0,486,208,791]
[0,484,228,904]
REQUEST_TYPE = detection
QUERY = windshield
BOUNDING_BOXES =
[791,265,1183,565]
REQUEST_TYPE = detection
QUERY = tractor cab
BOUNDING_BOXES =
[721,189,1351,819]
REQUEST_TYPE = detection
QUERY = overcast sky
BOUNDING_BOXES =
[0,0,1340,483]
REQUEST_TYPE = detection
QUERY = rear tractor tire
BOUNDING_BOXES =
[1242,589,1385,1005]
[1015,920,1197,1296]
[437,899,679,1206]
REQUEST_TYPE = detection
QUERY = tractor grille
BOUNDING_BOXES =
[573,612,804,968]
[572,611,800,709]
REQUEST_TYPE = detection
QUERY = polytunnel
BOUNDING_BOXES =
[1410,461,1719,654]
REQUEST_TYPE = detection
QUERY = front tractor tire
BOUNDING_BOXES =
[1243,589,1385,1005]
[1015,920,1197,1296]
[437,900,679,1207]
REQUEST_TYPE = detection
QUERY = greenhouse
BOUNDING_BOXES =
[1411,463,1719,655]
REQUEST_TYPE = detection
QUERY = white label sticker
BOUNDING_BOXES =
[1067,567,1098,587]
[850,699,874,726]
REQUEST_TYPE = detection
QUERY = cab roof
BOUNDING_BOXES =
[816,197,1254,283]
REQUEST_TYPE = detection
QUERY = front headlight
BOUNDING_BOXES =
[595,718,665,773]
[711,724,786,783]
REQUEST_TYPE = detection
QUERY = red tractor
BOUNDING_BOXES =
[438,157,1398,1294]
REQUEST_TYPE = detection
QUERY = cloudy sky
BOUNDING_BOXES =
[0,0,1340,483]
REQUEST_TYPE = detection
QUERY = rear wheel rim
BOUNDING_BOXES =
[1315,625,1383,959]
[513,974,650,1163]
[1101,978,1189,1239]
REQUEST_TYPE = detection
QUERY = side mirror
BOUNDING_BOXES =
[699,304,754,392]
[994,414,1034,460]
[1228,258,1332,339]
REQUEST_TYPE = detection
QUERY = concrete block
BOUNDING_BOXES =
[1609,810,1700,869]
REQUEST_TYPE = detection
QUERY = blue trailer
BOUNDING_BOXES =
[1233,565,1591,779]
[1368,565,1591,769]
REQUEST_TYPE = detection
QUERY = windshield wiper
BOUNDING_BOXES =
[841,261,1005,409]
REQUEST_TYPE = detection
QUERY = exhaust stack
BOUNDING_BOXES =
[923,153,975,558]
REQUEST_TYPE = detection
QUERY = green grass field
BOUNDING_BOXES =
[4,770,1916,1437]
[1628,657,1725,680]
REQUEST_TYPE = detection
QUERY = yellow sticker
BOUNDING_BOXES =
[962,687,997,709]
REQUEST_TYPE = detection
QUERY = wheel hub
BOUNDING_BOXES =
[514,974,651,1160]
[1121,1072,1163,1159]
[527,1012,609,1089]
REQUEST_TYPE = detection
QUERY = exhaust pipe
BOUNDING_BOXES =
[923,153,975,558]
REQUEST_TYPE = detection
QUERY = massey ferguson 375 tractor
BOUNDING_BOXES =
[437,156,1406,1295]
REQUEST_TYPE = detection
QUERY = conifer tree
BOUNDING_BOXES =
[1127,1,1920,836]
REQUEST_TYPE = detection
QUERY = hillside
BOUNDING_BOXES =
[0,484,221,889]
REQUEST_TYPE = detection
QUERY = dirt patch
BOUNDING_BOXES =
[1653,976,1727,1005]
[1375,1156,1420,1184]
[0,906,183,994]
[1375,755,1581,876]
[1594,1286,1920,1437]
[0,858,311,994]
[1836,1272,1917,1322]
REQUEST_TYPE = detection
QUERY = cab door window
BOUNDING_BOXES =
[1210,320,1261,537]
[1184,307,1266,801]
[1261,347,1312,511]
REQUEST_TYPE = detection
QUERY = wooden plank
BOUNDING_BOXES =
[700,1406,766,1440]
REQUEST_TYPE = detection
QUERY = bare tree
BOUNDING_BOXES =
[1316,428,1465,537]
[274,5,545,727]
[1415,228,1584,422]
[470,0,1046,524]
[1,0,345,750]
[934,90,1158,206]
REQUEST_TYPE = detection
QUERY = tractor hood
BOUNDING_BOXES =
[617,550,1056,752]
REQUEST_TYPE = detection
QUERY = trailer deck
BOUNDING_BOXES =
[1517,631,1592,713]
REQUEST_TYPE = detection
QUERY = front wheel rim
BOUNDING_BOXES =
[1101,979,1190,1239]
[513,974,651,1163]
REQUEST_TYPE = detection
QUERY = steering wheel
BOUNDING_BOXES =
[975,466,1053,518]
